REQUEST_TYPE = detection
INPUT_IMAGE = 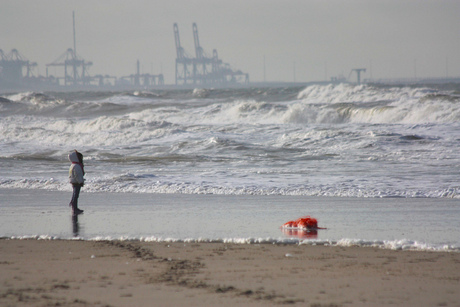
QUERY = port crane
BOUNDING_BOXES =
[174,23,249,86]
[349,68,366,84]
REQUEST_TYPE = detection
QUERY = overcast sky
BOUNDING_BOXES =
[2,0,459,84]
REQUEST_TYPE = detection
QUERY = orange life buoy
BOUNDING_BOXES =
[282,216,325,230]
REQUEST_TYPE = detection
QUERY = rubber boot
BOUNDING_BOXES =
[72,202,84,215]
[73,208,84,215]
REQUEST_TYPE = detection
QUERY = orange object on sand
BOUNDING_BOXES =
[282,216,326,229]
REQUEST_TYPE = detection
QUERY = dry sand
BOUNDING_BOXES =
[0,239,459,307]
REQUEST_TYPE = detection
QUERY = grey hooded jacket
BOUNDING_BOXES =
[68,151,85,185]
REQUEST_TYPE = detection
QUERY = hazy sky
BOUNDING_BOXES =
[2,0,459,84]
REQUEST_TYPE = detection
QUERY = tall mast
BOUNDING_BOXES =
[72,11,77,83]
[73,11,77,58]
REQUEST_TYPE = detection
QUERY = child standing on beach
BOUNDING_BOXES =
[68,150,85,215]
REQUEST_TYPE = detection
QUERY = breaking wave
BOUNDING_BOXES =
[1,83,460,199]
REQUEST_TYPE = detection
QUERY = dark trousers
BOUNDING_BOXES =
[70,184,81,210]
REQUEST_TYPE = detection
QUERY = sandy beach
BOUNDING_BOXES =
[1,239,459,307]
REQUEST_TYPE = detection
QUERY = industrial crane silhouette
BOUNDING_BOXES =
[46,48,92,86]
[0,49,37,83]
[46,12,93,86]
[349,68,366,84]
[174,23,191,85]
[174,23,249,86]
[120,59,164,87]
[192,23,216,83]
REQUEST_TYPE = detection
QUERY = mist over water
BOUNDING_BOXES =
[1,83,460,198]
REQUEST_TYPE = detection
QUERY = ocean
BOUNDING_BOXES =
[1,83,460,250]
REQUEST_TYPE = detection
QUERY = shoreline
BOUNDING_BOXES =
[1,188,460,252]
[2,235,459,253]
[1,239,459,306]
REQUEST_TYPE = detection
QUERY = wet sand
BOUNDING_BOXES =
[1,239,459,307]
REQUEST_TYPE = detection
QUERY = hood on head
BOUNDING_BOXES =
[69,151,82,163]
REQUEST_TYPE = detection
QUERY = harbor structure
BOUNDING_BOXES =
[174,23,249,86]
